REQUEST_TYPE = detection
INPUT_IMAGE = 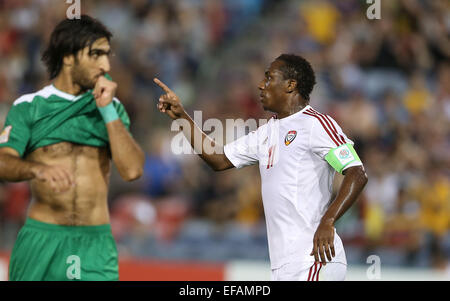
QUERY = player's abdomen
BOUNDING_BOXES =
[26,142,111,225]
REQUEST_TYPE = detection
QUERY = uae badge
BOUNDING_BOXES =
[284,130,297,146]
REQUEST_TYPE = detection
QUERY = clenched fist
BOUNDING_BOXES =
[93,76,117,107]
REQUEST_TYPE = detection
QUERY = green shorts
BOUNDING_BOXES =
[9,218,119,281]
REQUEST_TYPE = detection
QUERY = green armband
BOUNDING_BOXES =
[98,102,119,124]
[325,143,361,174]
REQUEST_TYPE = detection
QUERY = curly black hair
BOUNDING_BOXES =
[42,15,112,79]
[276,54,316,102]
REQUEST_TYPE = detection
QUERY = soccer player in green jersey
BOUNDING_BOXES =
[0,15,145,281]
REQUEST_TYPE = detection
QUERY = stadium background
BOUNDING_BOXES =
[0,0,449,280]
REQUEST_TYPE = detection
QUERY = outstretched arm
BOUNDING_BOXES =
[154,78,233,171]
[310,165,368,265]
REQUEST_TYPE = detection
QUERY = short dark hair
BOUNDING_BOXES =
[276,54,316,101]
[42,15,113,79]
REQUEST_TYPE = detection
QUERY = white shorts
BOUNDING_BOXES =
[271,262,347,281]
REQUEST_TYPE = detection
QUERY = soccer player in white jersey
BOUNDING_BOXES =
[154,54,368,281]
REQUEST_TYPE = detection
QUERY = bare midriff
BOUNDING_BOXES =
[26,142,111,226]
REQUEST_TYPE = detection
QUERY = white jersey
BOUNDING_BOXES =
[224,105,363,269]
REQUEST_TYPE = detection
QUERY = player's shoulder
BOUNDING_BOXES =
[297,105,321,127]
[301,105,327,120]
[301,106,341,129]
[112,97,128,114]
[112,97,122,104]
[12,85,55,106]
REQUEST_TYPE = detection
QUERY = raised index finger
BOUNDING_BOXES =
[153,78,172,93]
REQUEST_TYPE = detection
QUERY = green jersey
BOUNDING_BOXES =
[0,84,131,157]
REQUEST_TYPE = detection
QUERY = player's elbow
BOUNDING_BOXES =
[204,154,232,172]
[121,167,143,182]
[211,164,226,172]
[345,165,368,186]
[210,160,232,172]
[363,171,368,185]
[357,166,368,187]
[119,150,145,181]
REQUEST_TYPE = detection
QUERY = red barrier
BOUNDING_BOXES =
[119,258,225,281]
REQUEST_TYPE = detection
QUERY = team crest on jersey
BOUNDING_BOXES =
[284,130,297,146]
[0,125,12,144]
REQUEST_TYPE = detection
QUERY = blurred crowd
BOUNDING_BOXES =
[0,0,449,270]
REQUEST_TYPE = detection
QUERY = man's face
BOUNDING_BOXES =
[258,59,288,112]
[71,37,111,90]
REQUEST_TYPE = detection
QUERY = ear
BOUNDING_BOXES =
[286,79,297,93]
[63,54,75,67]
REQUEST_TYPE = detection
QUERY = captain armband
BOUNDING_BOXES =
[325,143,361,174]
